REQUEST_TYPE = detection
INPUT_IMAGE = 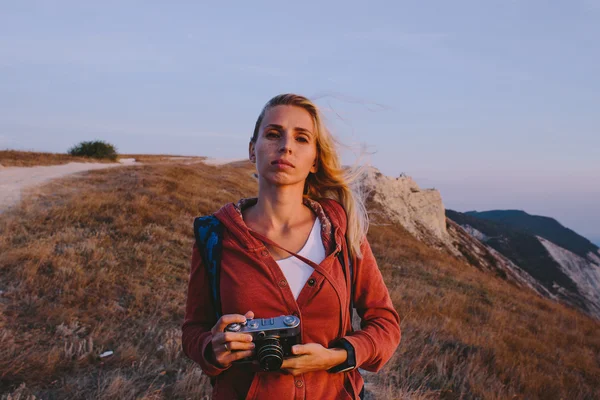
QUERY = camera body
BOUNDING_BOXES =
[225,315,301,371]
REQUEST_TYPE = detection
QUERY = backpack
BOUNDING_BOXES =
[193,215,354,322]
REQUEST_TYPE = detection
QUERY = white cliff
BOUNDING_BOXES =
[361,167,448,243]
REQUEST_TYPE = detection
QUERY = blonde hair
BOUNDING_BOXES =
[251,94,369,259]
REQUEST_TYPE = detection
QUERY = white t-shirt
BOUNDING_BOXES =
[276,217,326,299]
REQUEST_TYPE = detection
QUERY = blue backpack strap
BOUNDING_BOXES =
[193,215,224,320]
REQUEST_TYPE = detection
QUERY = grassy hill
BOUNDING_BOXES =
[1,160,599,399]
[0,150,205,167]
[0,150,118,167]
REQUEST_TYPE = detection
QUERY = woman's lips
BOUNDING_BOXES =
[271,159,295,168]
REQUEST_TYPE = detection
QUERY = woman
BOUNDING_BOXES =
[182,94,400,399]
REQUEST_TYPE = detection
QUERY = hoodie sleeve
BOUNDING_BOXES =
[181,242,230,376]
[341,237,401,372]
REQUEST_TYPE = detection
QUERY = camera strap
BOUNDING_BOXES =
[248,229,322,269]
[194,213,355,332]
[248,228,355,334]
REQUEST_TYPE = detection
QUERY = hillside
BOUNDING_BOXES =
[448,209,600,318]
[1,159,599,399]
[0,150,117,168]
[465,210,599,260]
[0,150,207,168]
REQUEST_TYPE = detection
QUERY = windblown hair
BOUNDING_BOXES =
[251,93,370,259]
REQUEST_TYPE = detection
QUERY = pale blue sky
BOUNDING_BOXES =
[1,1,599,245]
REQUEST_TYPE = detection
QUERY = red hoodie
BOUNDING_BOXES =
[182,197,401,399]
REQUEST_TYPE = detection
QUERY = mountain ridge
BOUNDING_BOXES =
[464,209,599,259]
[447,208,600,318]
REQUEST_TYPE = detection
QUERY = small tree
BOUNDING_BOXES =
[67,140,118,161]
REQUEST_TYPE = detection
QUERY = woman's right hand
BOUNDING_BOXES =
[210,310,255,368]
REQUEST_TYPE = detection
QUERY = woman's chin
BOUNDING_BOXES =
[260,173,305,187]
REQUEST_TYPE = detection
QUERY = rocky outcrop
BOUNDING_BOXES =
[362,167,448,244]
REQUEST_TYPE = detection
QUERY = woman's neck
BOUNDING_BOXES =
[245,185,313,234]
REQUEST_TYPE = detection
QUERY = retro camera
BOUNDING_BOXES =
[225,315,301,371]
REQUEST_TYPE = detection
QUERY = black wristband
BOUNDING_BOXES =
[328,338,356,373]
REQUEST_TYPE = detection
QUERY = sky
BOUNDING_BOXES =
[1,1,599,245]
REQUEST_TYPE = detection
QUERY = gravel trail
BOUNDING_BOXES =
[0,158,137,213]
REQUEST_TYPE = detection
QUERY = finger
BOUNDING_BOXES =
[212,314,249,333]
[222,332,254,344]
[213,340,232,357]
[244,310,255,319]
[291,344,312,356]
[227,349,254,362]
[281,357,299,370]
[281,359,291,369]
[226,340,256,351]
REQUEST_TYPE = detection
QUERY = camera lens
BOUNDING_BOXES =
[256,337,284,371]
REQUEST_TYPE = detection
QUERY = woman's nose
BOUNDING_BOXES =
[279,145,291,153]
[279,136,292,153]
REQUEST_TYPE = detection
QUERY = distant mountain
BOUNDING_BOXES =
[464,210,599,259]
[447,209,600,318]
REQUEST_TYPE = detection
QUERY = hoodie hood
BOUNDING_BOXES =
[213,197,347,255]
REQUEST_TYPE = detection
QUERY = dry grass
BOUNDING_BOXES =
[364,218,600,399]
[0,151,119,168]
[0,150,205,167]
[0,160,598,399]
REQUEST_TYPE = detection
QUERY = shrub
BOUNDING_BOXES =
[67,140,118,161]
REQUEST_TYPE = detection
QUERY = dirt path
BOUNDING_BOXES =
[0,158,137,213]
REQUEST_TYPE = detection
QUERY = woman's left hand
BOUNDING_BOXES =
[280,343,347,376]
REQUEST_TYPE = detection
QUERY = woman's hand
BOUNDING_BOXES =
[280,343,348,376]
[209,311,255,368]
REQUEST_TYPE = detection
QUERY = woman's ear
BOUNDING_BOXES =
[249,142,256,163]
[310,158,318,173]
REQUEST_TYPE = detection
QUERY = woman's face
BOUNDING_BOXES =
[250,105,318,187]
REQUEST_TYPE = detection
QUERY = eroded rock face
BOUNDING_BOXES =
[361,167,448,242]
[447,219,556,300]
[538,236,600,317]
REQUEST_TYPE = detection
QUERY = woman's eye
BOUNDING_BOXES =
[266,131,279,138]
[297,136,309,143]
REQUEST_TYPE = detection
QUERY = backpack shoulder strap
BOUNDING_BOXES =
[193,215,224,320]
